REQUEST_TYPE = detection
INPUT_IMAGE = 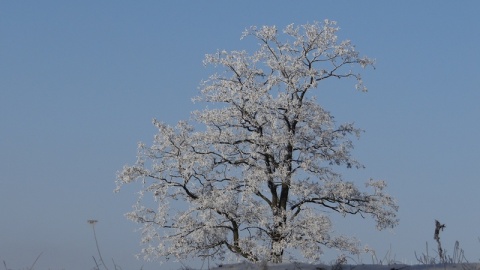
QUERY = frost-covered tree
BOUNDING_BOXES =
[116,20,398,264]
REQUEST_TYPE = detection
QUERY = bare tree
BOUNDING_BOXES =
[116,20,398,264]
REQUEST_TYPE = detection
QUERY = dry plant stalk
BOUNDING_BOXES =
[434,219,446,263]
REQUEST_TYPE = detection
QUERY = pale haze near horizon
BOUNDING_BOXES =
[1,2,480,270]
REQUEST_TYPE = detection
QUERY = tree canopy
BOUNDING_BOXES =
[116,20,398,264]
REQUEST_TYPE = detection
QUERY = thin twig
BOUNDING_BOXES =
[28,251,43,270]
[112,258,122,270]
[93,256,100,270]
[88,220,110,270]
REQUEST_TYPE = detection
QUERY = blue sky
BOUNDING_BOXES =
[1,1,480,269]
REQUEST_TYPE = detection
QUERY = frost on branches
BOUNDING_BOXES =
[116,20,398,264]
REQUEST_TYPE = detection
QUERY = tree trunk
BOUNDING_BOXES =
[271,251,283,263]
[271,230,284,263]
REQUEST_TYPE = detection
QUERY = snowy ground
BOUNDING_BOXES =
[206,262,480,270]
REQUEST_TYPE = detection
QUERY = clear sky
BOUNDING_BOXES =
[1,1,480,269]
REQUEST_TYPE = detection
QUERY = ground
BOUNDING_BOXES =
[206,262,480,270]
